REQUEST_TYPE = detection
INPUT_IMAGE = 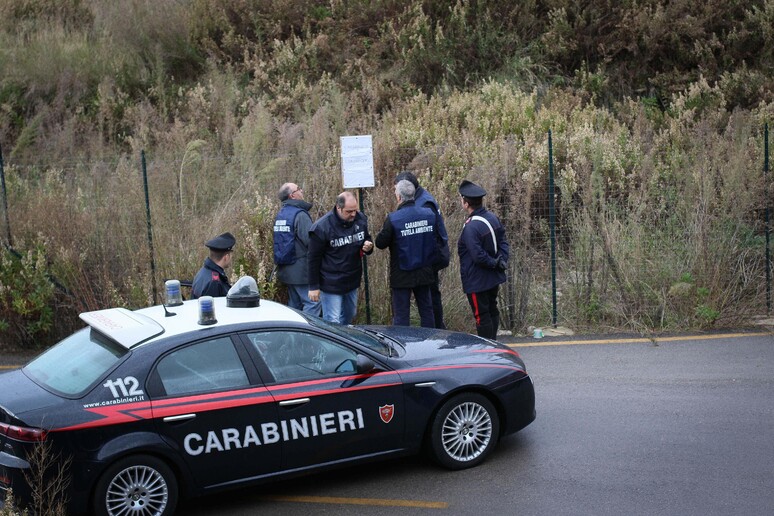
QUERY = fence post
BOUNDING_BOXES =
[549,130,558,328]
[765,124,771,315]
[359,187,371,324]
[0,143,11,246]
[142,150,159,305]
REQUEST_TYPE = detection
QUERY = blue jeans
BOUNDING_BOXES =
[320,288,358,324]
[287,284,321,316]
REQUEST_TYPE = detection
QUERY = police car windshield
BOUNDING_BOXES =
[301,314,395,357]
[23,327,127,397]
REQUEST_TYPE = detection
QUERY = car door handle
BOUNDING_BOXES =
[279,398,310,407]
[414,382,436,387]
[163,413,197,423]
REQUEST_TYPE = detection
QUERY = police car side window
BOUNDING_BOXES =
[156,337,250,395]
[247,331,358,383]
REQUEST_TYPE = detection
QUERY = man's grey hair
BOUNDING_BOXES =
[395,179,416,202]
[278,183,294,201]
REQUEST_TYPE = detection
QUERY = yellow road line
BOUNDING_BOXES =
[261,495,448,509]
[0,364,20,370]
[508,332,772,348]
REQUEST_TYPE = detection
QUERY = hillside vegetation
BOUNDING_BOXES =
[1,0,773,348]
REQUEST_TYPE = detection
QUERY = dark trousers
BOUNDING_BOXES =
[466,286,500,340]
[392,285,435,328]
[430,271,446,329]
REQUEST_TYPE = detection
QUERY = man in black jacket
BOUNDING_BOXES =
[308,191,374,324]
[375,180,437,327]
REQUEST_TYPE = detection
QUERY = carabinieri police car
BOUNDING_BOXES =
[0,277,535,515]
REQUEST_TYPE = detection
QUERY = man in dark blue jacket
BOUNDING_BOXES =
[394,171,450,328]
[192,232,235,299]
[308,191,374,324]
[457,180,509,340]
[273,182,320,315]
[375,180,437,327]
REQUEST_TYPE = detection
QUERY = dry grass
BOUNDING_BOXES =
[3,82,771,347]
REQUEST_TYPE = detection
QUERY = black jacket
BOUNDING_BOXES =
[415,187,450,270]
[191,258,230,298]
[308,207,372,294]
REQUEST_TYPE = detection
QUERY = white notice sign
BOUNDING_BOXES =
[341,135,375,188]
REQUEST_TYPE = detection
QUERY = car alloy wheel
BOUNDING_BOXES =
[429,393,500,469]
[95,454,178,516]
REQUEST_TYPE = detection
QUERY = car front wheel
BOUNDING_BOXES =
[93,454,178,516]
[429,393,500,469]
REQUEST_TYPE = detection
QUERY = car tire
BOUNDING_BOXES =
[93,454,178,516]
[429,393,500,470]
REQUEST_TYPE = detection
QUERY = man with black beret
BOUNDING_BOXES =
[457,180,509,340]
[192,232,235,299]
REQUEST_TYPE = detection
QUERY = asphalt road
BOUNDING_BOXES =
[177,332,774,516]
[3,332,773,515]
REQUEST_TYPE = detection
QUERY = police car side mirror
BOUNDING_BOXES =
[356,354,376,374]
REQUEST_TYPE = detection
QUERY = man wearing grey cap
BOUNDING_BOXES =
[192,232,235,299]
[458,180,509,340]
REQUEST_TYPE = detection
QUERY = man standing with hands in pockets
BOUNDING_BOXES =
[308,191,374,324]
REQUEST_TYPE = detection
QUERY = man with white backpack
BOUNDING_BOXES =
[457,180,509,340]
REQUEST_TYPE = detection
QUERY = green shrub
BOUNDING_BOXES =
[0,245,55,348]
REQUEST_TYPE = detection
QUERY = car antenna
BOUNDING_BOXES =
[162,304,177,317]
